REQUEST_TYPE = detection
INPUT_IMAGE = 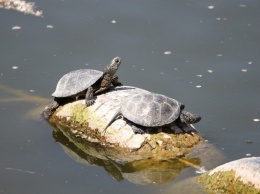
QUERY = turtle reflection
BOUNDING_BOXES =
[53,130,201,185]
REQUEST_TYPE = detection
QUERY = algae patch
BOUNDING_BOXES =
[148,132,202,158]
[72,104,89,124]
[198,170,260,194]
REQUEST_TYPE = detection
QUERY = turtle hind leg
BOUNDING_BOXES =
[180,111,201,124]
[176,122,197,134]
[131,125,145,134]
[42,98,60,119]
[176,122,189,133]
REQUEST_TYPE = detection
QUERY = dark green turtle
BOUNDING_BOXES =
[103,92,201,133]
[42,57,122,119]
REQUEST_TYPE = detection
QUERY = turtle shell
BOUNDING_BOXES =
[52,69,103,97]
[121,93,182,127]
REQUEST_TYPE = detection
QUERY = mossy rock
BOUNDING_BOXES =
[197,157,260,194]
[48,86,203,162]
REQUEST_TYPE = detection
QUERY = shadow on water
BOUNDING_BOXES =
[52,129,201,185]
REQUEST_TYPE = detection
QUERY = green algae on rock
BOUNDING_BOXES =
[197,157,260,194]
[48,86,203,162]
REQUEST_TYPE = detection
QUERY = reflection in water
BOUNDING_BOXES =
[0,83,49,120]
[53,129,202,185]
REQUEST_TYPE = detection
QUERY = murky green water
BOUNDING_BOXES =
[1,0,260,193]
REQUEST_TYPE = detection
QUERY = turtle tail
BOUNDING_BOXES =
[180,111,201,124]
[103,109,121,134]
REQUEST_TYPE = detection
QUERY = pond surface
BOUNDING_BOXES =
[1,0,260,193]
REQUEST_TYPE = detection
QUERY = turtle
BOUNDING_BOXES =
[103,92,201,133]
[42,57,122,119]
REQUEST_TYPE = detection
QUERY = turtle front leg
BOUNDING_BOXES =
[85,86,95,106]
[111,75,123,86]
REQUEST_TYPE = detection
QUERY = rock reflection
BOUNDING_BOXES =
[53,129,202,185]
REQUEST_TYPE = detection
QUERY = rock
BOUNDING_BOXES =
[0,0,43,17]
[48,86,203,162]
[198,157,260,193]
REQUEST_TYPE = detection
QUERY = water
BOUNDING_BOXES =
[1,0,260,193]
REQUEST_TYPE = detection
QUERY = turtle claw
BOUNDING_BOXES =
[132,125,145,134]
[42,108,55,120]
[42,110,51,120]
[85,100,95,107]
[115,82,123,86]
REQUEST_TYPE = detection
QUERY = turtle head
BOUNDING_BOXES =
[180,111,201,124]
[104,57,121,75]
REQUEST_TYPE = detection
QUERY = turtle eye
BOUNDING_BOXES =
[114,57,121,64]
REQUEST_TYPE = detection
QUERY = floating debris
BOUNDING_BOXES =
[12,66,19,69]
[207,70,213,73]
[239,4,247,8]
[5,167,35,174]
[111,20,117,24]
[12,26,21,30]
[248,61,253,65]
[46,25,54,29]
[208,5,215,9]
[217,54,223,57]
[241,69,247,72]
[196,85,202,88]
[246,153,251,157]
[196,166,207,174]
[253,118,259,122]
[0,0,43,17]
[164,51,172,55]
[29,89,35,93]
[160,72,164,75]
[196,75,203,77]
